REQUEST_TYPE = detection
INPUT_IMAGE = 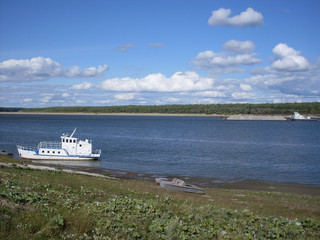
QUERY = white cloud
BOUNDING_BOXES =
[23,98,32,102]
[192,49,262,74]
[208,7,263,27]
[100,71,214,92]
[247,52,320,99]
[165,97,180,103]
[95,100,112,104]
[114,93,136,100]
[70,81,93,90]
[40,94,53,103]
[232,92,256,99]
[240,83,252,91]
[195,50,261,67]
[271,43,309,71]
[194,91,226,98]
[223,40,256,53]
[62,93,70,97]
[0,57,108,82]
[117,44,135,52]
[75,99,85,104]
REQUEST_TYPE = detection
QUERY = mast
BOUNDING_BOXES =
[70,128,77,138]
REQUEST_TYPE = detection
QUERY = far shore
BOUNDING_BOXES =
[0,111,214,117]
[0,111,302,120]
[3,111,319,120]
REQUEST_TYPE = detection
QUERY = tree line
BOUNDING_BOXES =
[1,102,318,115]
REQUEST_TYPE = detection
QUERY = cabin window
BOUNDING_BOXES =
[66,139,68,143]
[42,150,44,153]
[79,144,82,147]
[73,140,76,143]
[53,151,55,154]
[47,151,50,153]
[58,151,60,154]
[63,139,65,142]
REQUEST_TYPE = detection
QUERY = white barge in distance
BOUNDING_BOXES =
[17,128,101,160]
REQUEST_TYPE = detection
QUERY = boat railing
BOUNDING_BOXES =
[38,141,62,149]
[17,145,37,151]
[92,149,101,155]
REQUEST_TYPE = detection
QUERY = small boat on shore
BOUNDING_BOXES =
[155,177,205,194]
[287,112,317,121]
[17,128,101,160]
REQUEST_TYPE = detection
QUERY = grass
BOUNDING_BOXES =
[1,155,319,239]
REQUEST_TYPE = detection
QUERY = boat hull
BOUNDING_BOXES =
[156,178,205,194]
[17,147,99,161]
[159,182,205,194]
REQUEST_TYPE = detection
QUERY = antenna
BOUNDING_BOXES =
[70,128,77,138]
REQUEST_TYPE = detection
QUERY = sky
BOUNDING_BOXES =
[0,0,319,107]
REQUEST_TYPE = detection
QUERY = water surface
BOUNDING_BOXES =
[0,114,319,185]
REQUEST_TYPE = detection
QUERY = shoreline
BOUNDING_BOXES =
[1,154,320,195]
[15,158,320,196]
[3,111,319,120]
[0,111,215,117]
[0,111,295,120]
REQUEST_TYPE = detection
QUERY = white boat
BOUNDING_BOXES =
[288,112,316,121]
[17,128,101,160]
[155,177,205,194]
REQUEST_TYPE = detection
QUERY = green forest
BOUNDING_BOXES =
[1,102,320,115]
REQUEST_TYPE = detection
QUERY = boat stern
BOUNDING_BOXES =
[90,149,101,159]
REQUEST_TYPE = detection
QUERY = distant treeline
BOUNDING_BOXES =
[0,107,24,112]
[1,102,318,115]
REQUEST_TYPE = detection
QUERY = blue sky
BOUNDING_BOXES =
[0,0,319,107]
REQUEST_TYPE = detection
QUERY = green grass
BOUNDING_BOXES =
[1,156,319,239]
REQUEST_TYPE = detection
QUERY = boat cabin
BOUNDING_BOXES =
[60,131,92,156]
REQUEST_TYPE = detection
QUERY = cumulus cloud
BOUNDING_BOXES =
[246,47,319,100]
[69,81,93,90]
[0,57,108,82]
[114,93,136,100]
[192,49,262,74]
[166,97,180,102]
[99,71,214,92]
[240,83,252,91]
[208,7,263,27]
[117,44,135,52]
[232,92,256,99]
[194,91,226,98]
[223,40,256,53]
[195,50,261,67]
[40,94,54,104]
[23,98,33,102]
[271,43,309,71]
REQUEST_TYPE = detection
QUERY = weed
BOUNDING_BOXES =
[0,158,319,239]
